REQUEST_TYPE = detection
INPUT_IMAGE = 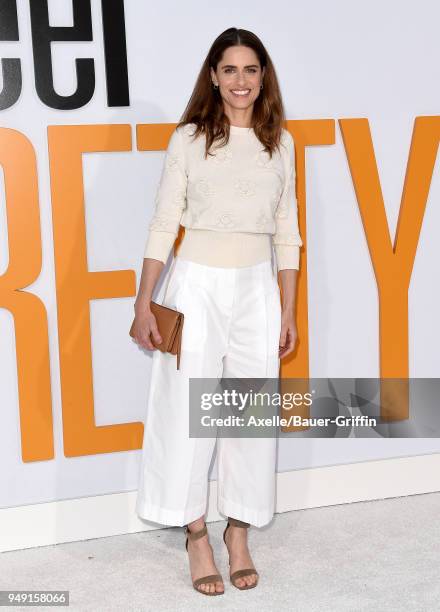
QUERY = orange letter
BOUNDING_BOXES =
[48,124,141,456]
[0,128,53,462]
[340,116,440,419]
[281,119,335,431]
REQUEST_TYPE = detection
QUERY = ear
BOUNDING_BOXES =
[210,66,217,86]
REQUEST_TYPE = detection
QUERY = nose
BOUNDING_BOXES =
[235,71,247,85]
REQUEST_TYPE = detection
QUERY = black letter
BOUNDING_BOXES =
[101,0,130,106]
[29,0,95,110]
[0,0,22,110]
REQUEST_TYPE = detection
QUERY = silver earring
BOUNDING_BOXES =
[213,83,219,90]
[260,83,263,90]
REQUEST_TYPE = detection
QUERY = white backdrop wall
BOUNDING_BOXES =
[1,0,440,530]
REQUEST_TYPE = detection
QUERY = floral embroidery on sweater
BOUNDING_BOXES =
[255,210,271,230]
[233,177,256,197]
[195,177,216,196]
[212,145,233,164]
[214,212,238,229]
[165,153,181,171]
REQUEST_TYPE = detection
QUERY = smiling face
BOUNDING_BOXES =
[210,45,265,124]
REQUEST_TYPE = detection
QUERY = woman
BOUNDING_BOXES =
[132,27,303,596]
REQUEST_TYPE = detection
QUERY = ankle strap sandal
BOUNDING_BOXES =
[223,517,259,590]
[184,523,224,596]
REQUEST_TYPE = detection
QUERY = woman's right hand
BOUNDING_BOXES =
[132,257,166,350]
[132,307,163,351]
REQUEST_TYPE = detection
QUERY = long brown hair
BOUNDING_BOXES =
[176,27,287,159]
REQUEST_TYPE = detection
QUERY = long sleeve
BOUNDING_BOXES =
[143,126,187,263]
[272,131,303,271]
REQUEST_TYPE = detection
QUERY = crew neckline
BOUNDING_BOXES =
[229,124,254,135]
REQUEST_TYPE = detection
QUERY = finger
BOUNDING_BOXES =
[279,344,293,358]
[280,325,291,346]
[279,333,295,357]
[141,336,156,351]
[281,333,298,355]
[279,329,287,349]
[151,325,163,345]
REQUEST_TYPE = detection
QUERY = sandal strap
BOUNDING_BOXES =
[228,517,250,528]
[230,568,259,581]
[193,574,223,588]
[185,523,207,541]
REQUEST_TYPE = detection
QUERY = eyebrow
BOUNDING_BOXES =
[221,64,259,69]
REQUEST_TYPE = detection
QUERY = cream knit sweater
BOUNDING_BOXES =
[143,123,303,270]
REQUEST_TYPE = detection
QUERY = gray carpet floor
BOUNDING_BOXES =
[1,492,439,611]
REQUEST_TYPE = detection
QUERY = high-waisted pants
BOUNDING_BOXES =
[135,256,282,528]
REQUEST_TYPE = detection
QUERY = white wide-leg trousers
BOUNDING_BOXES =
[135,256,282,528]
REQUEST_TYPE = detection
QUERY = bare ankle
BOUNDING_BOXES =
[188,515,206,533]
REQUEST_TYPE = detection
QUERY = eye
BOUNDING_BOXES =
[223,67,259,73]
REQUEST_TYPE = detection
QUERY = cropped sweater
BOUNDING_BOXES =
[143,123,303,270]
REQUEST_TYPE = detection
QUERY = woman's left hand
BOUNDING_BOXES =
[279,309,298,359]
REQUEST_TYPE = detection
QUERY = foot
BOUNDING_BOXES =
[224,524,258,588]
[186,519,224,595]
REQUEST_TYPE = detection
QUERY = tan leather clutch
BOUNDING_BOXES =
[129,301,184,370]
